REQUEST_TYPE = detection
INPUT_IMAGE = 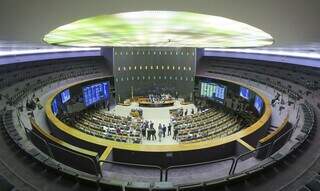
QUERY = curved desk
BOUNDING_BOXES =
[44,76,272,167]
[139,100,175,107]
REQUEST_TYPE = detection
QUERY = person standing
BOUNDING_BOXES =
[151,127,156,141]
[158,127,162,142]
[167,124,172,136]
[158,123,162,132]
[147,127,151,140]
[173,127,178,140]
[162,124,166,138]
[141,125,146,138]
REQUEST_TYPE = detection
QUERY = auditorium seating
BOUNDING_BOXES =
[0,57,106,90]
[175,108,244,143]
[299,176,320,191]
[296,101,316,142]
[63,109,143,143]
[255,116,292,159]
[0,175,14,191]
[209,69,302,100]
[0,52,318,190]
[0,57,108,108]
[202,57,320,90]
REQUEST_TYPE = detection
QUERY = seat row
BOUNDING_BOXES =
[210,69,302,100]
[175,108,243,143]
[206,58,320,90]
[68,110,142,144]
[0,57,106,90]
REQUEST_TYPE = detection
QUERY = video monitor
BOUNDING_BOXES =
[254,95,263,113]
[240,87,250,100]
[61,89,71,104]
[200,82,216,98]
[52,98,59,116]
[215,84,226,100]
[83,82,110,107]
[200,82,226,100]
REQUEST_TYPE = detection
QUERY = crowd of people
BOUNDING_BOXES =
[148,93,172,104]
[138,108,197,142]
[60,104,200,144]
[140,120,177,142]
[26,94,42,111]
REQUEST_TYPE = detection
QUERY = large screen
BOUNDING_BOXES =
[52,98,59,116]
[215,84,226,100]
[61,89,71,104]
[201,82,216,97]
[200,82,226,100]
[83,82,110,107]
[254,96,263,113]
[240,87,250,100]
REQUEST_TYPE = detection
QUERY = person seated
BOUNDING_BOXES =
[116,127,121,134]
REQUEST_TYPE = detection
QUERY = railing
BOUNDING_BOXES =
[99,160,163,181]
[48,142,101,177]
[165,123,297,181]
[15,104,310,185]
[16,110,30,136]
[164,157,235,181]
[25,128,53,157]
[20,116,101,176]
[21,115,298,183]
[230,143,272,175]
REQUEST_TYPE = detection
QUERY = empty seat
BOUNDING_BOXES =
[298,186,311,191]
[306,179,320,191]
[0,175,14,191]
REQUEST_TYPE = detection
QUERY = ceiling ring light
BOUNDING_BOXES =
[44,11,274,48]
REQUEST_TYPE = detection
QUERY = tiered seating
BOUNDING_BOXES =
[0,57,108,107]
[0,51,318,190]
[204,57,320,90]
[70,110,143,143]
[7,69,102,106]
[0,57,106,90]
[175,108,243,143]
[299,175,320,191]
[208,68,302,100]
[296,101,316,142]
[0,174,14,191]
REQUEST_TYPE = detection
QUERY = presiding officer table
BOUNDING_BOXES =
[138,98,175,107]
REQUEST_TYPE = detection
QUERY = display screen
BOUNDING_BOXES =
[240,87,250,100]
[61,89,71,104]
[52,98,59,116]
[200,82,226,100]
[254,96,263,113]
[83,82,110,107]
[43,11,273,48]
[201,82,216,97]
[215,84,226,100]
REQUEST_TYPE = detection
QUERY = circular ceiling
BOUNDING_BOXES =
[43,11,274,48]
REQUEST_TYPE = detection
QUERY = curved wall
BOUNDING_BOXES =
[0,49,318,190]
[45,76,271,167]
